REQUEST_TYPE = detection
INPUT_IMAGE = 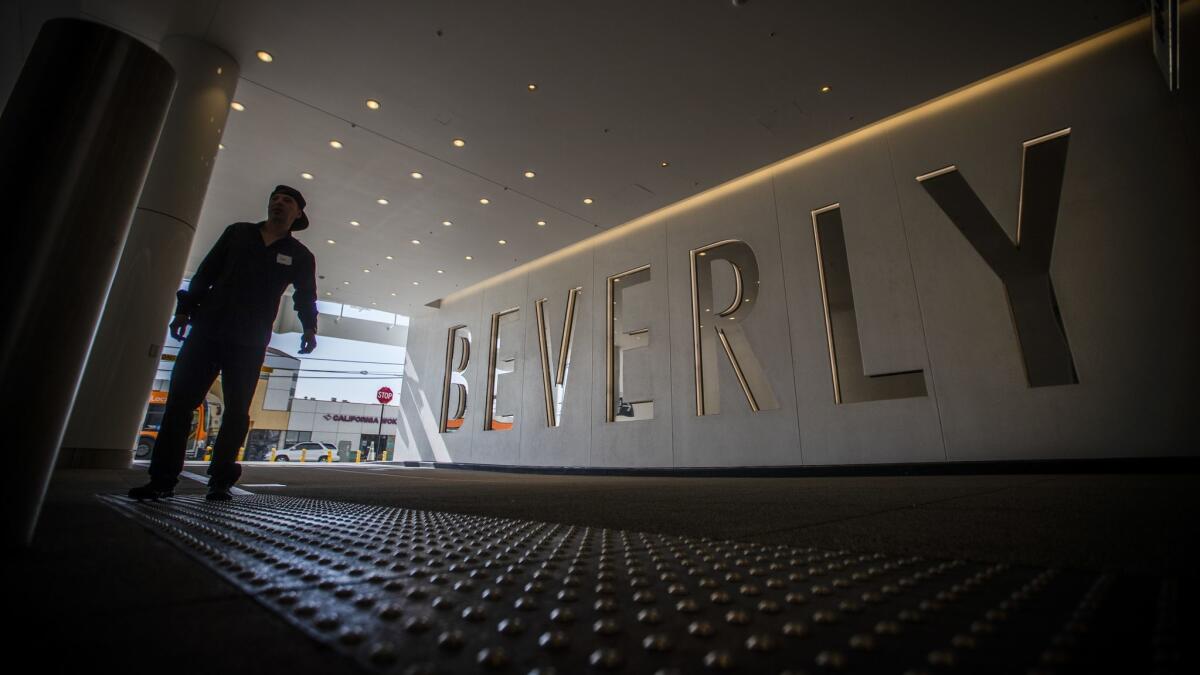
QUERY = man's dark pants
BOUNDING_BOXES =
[148,331,265,487]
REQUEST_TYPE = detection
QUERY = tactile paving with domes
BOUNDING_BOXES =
[100,494,1178,674]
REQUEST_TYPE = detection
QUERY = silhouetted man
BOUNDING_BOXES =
[130,185,318,501]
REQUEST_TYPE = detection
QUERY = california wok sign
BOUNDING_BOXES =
[323,413,398,425]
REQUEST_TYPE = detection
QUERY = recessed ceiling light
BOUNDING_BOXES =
[479,198,490,205]
[326,239,336,244]
[256,50,273,63]
[452,138,465,147]
[391,293,397,297]
[324,291,331,296]
[343,281,350,285]
[412,281,420,286]
[377,198,389,205]
[411,239,420,245]
[498,239,507,245]
[411,171,423,179]
[536,220,546,226]
[218,143,225,150]
[366,99,381,110]
[363,269,370,273]
[524,170,536,179]
[350,220,360,227]
[660,161,670,168]
[583,197,594,204]
[442,220,452,226]
[216,67,223,75]
[230,101,245,111]
[527,83,538,91]
[329,140,343,149]
[385,255,394,260]
[300,172,314,180]
[820,85,831,93]
[436,270,444,274]
[464,255,473,260]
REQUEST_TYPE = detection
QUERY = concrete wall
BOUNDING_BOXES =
[396,15,1199,468]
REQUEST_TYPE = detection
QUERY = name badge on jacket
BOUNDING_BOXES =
[276,253,293,265]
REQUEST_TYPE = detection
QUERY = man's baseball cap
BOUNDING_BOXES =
[271,185,309,231]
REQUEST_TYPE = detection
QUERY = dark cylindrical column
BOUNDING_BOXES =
[60,36,239,469]
[0,19,175,547]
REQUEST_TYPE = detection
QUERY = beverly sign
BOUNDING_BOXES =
[441,129,1078,432]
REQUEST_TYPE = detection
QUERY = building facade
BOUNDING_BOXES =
[394,16,1198,470]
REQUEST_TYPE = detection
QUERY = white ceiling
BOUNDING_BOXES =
[12,0,1143,314]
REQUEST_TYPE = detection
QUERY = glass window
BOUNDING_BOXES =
[143,403,165,431]
[284,431,311,446]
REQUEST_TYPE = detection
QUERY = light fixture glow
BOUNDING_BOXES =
[524,170,536,178]
[820,85,831,93]
[343,281,350,285]
[498,240,507,245]
[442,220,452,226]
[527,83,538,91]
[411,239,420,245]
[411,171,423,179]
[436,270,444,274]
[363,269,370,273]
[391,292,397,297]
[479,198,490,205]
[464,256,473,260]
[256,50,273,63]
[326,239,336,244]
[300,172,313,180]
[583,197,594,204]
[329,140,343,149]
[377,198,388,205]
[324,291,331,296]
[366,99,381,109]
[452,138,465,147]
[230,101,245,111]
[350,220,360,226]
[660,161,670,167]
[385,255,394,260]
[412,281,420,286]
[218,144,225,150]
[536,220,546,226]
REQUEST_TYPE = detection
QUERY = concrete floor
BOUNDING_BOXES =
[7,463,1197,673]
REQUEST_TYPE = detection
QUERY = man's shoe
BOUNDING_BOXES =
[128,482,174,501]
[206,483,234,501]
[205,463,241,502]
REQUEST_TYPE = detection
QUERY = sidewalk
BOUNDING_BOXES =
[7,464,1196,673]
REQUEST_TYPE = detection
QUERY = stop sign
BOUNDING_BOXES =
[376,387,394,405]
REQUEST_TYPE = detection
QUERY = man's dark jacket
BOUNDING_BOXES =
[174,222,318,346]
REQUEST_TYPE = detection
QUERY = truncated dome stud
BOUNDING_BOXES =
[99,494,1173,674]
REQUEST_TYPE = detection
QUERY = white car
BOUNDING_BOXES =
[274,441,339,462]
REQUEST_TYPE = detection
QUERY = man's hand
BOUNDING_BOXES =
[169,313,190,341]
[299,329,317,354]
